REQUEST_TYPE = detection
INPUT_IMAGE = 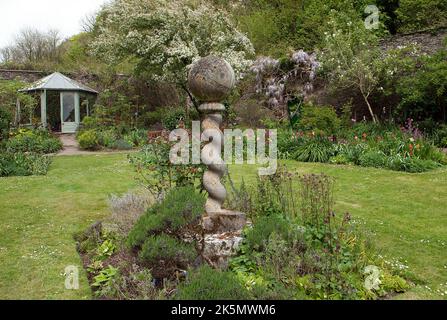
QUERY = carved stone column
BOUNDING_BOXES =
[188,56,246,267]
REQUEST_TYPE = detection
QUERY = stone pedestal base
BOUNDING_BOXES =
[203,231,244,269]
[202,210,246,233]
[201,210,246,268]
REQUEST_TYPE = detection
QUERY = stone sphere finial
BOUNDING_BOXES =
[188,56,235,102]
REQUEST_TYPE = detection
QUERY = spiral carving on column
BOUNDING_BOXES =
[187,56,237,218]
[200,105,227,215]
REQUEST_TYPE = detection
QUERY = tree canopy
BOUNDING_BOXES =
[91,0,255,89]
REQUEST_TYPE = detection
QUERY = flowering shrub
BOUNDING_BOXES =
[277,122,446,172]
[92,0,254,88]
[250,50,319,110]
[77,129,100,150]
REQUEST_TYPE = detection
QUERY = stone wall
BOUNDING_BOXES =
[0,69,104,85]
[0,69,48,82]
[380,28,447,55]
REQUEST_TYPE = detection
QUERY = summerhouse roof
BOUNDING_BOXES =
[19,72,98,94]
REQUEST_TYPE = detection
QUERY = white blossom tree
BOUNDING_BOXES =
[319,15,382,123]
[91,0,255,103]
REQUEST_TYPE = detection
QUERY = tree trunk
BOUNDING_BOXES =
[361,91,377,123]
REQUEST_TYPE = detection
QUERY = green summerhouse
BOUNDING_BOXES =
[18,72,98,133]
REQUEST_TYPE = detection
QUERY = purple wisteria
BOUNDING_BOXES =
[250,50,320,110]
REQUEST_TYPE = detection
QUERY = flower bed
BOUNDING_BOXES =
[278,121,446,173]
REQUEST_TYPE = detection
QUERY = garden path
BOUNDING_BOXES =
[56,134,133,156]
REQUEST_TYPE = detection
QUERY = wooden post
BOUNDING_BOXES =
[40,90,47,128]
[15,97,21,127]
[74,92,80,125]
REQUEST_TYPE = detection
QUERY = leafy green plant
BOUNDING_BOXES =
[124,129,147,147]
[129,137,204,198]
[229,167,409,300]
[0,107,12,142]
[161,107,186,131]
[96,239,117,260]
[298,104,341,135]
[329,154,350,165]
[396,0,447,32]
[394,47,447,122]
[78,129,100,150]
[299,174,334,227]
[139,234,196,265]
[112,138,133,150]
[6,129,62,154]
[87,260,104,274]
[293,137,335,163]
[97,129,118,148]
[175,265,251,300]
[0,152,52,177]
[92,265,118,288]
[253,165,300,220]
[127,186,205,279]
[359,150,388,168]
[127,186,205,248]
[244,215,291,252]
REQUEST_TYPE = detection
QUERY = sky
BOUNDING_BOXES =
[0,0,110,48]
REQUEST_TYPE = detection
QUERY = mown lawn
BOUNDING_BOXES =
[0,154,137,299]
[0,154,446,299]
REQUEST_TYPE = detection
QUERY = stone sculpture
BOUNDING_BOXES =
[188,56,246,266]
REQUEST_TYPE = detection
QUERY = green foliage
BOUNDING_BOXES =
[0,80,37,123]
[127,186,205,248]
[299,174,334,227]
[59,32,106,73]
[123,129,147,147]
[112,138,133,150]
[359,150,388,168]
[233,0,370,56]
[230,168,409,300]
[280,121,445,172]
[97,128,118,148]
[396,0,447,33]
[6,129,62,154]
[139,234,196,264]
[329,154,350,165]
[387,155,441,173]
[0,152,52,177]
[319,13,383,122]
[298,104,340,135]
[175,265,251,300]
[161,107,187,131]
[78,129,100,150]
[129,137,205,197]
[244,215,291,252]
[418,121,447,148]
[78,125,145,150]
[248,165,300,220]
[0,107,12,141]
[127,186,205,278]
[293,137,335,163]
[395,48,447,122]
[92,265,119,291]
[96,239,117,260]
